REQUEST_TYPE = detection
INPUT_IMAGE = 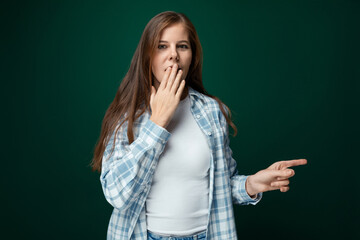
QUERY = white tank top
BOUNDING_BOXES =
[145,94,210,236]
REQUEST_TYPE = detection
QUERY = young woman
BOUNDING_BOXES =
[91,11,307,240]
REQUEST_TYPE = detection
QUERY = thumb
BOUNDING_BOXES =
[150,86,156,105]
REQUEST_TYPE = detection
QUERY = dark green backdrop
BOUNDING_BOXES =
[2,0,359,239]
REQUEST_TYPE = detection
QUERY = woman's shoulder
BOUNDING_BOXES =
[188,87,220,109]
[114,108,150,134]
[189,87,227,122]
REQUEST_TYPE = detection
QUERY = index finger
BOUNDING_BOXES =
[160,66,172,89]
[281,159,307,169]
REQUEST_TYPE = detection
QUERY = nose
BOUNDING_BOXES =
[169,46,179,61]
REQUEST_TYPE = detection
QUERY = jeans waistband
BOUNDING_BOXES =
[147,229,206,240]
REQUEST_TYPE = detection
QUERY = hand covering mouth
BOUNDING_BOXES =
[165,66,182,72]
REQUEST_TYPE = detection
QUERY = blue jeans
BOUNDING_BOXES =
[147,229,207,240]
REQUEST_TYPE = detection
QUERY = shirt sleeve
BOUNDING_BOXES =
[220,104,263,205]
[100,117,171,211]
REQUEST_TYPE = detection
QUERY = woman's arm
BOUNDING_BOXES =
[219,104,263,205]
[100,63,186,211]
[220,104,307,200]
[100,118,171,211]
[224,127,263,205]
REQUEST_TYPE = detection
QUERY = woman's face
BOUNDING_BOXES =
[151,23,192,88]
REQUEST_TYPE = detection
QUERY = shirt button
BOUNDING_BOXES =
[162,140,166,144]
[207,131,212,136]
[196,114,201,119]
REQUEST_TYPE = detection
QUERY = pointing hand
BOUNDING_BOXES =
[245,159,308,196]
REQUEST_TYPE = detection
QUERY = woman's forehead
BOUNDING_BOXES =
[159,23,188,40]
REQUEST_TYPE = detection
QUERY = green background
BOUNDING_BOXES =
[2,0,359,239]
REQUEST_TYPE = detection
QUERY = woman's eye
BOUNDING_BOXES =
[157,44,189,49]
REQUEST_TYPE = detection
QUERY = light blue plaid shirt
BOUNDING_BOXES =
[100,86,263,240]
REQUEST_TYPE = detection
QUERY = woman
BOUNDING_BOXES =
[91,11,307,240]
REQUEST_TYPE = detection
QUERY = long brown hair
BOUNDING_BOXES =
[91,11,237,173]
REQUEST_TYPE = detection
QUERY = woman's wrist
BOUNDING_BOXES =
[149,116,166,128]
[245,175,258,198]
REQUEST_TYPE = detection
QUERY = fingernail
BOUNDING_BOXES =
[287,170,292,175]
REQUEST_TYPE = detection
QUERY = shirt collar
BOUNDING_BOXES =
[188,86,205,104]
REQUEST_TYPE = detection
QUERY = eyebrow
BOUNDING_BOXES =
[159,40,190,44]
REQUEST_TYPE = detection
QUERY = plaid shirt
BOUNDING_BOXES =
[100,86,263,240]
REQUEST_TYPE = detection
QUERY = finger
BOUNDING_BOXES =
[160,66,172,89]
[276,169,295,179]
[171,69,183,93]
[280,186,290,192]
[175,80,186,98]
[270,180,290,187]
[280,159,307,169]
[267,185,282,192]
[166,63,178,90]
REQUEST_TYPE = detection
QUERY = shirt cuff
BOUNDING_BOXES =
[240,176,263,205]
[138,118,171,148]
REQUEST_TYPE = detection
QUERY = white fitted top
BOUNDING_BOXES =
[145,94,210,236]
